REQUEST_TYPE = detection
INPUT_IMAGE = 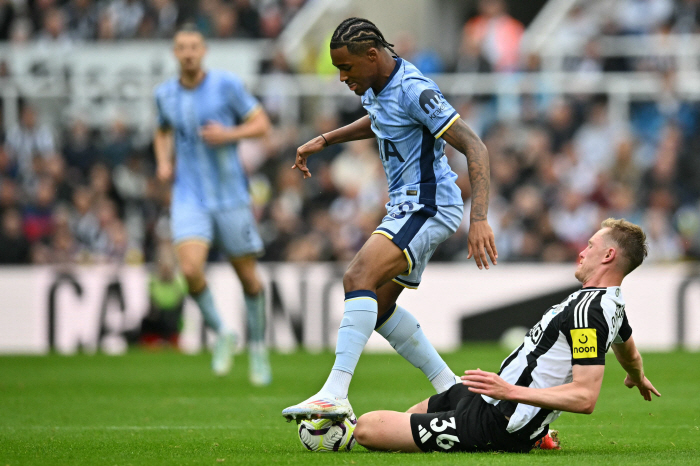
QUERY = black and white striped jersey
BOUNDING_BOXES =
[483,286,633,440]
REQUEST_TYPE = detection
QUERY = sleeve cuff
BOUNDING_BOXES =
[242,105,262,122]
[433,112,460,138]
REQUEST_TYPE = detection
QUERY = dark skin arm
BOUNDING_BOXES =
[291,116,374,178]
[441,119,497,269]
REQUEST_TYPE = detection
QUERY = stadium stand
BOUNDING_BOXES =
[0,0,697,267]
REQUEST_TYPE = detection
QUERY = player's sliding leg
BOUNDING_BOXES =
[177,241,236,376]
[283,235,416,421]
[231,255,271,386]
[353,411,422,452]
[375,281,460,394]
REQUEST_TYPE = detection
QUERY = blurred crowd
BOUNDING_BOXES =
[0,0,700,265]
[0,0,305,43]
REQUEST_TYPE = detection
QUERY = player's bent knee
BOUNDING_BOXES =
[240,276,262,296]
[343,265,373,292]
[354,413,376,447]
[180,263,203,282]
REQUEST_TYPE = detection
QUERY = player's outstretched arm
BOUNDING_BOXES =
[461,365,604,414]
[200,107,271,146]
[612,336,661,401]
[154,128,174,182]
[292,115,374,179]
[441,119,497,269]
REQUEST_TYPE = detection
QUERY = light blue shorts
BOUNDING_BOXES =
[373,202,463,289]
[171,203,264,258]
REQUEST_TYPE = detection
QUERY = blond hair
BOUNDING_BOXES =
[601,218,648,275]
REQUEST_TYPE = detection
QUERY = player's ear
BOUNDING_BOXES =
[602,247,616,264]
[366,47,378,62]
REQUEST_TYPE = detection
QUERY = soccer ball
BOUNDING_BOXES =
[297,415,357,452]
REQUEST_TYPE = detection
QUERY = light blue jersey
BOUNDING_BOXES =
[155,69,264,256]
[361,58,462,207]
[154,69,259,210]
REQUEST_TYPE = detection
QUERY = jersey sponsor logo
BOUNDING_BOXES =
[419,89,448,120]
[571,328,597,358]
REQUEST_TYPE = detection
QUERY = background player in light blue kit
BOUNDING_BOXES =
[283,18,498,420]
[154,25,272,384]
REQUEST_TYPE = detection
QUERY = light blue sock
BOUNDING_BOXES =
[245,291,266,343]
[192,286,223,333]
[321,290,378,398]
[375,304,456,393]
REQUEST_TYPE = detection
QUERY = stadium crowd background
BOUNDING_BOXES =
[0,0,699,267]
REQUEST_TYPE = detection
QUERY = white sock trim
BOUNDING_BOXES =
[431,367,458,394]
[321,369,353,399]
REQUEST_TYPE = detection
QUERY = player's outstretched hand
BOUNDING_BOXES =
[292,136,326,179]
[200,121,231,146]
[624,374,661,401]
[467,220,497,270]
[461,369,512,400]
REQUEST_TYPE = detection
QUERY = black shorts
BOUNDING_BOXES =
[409,384,542,453]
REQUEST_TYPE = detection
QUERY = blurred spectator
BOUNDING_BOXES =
[9,16,33,43]
[101,118,132,167]
[0,208,30,264]
[62,118,98,176]
[615,0,673,34]
[260,5,283,38]
[138,244,187,347]
[573,99,625,176]
[23,176,56,243]
[106,0,146,39]
[65,0,99,41]
[462,0,524,72]
[5,105,56,184]
[0,0,15,41]
[0,177,19,215]
[672,0,700,33]
[36,7,72,47]
[194,0,219,37]
[71,185,101,253]
[394,32,444,74]
[235,0,261,38]
[141,0,179,39]
[0,1,696,266]
[212,3,238,38]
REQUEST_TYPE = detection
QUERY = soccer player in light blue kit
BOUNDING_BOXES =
[283,18,498,420]
[154,25,272,384]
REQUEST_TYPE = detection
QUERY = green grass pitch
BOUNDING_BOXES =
[1,346,698,465]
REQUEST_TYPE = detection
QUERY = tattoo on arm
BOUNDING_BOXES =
[442,120,490,221]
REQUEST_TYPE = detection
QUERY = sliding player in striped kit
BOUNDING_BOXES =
[354,219,660,453]
[283,18,497,421]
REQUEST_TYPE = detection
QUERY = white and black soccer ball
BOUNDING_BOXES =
[297,415,357,452]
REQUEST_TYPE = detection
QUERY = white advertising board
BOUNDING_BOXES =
[0,263,697,354]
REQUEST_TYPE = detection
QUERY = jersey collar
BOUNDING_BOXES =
[376,58,402,96]
[178,71,209,91]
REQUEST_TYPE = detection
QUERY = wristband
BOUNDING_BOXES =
[320,134,329,147]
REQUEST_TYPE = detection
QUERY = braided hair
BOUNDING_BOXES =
[330,17,398,57]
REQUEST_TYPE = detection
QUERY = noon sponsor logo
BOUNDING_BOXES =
[571,328,597,359]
